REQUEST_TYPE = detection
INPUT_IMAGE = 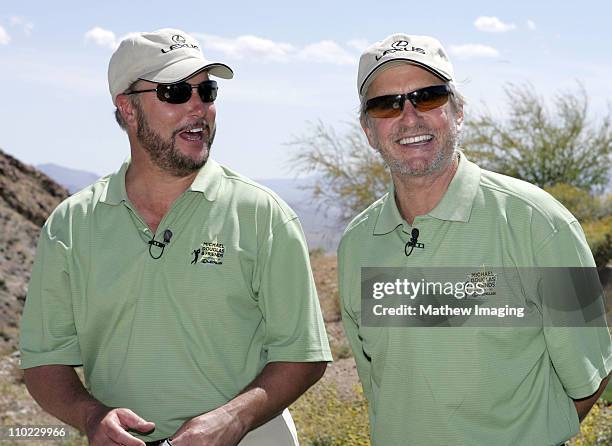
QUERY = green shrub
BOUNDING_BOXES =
[546,184,609,222]
[582,217,612,269]
[545,184,611,268]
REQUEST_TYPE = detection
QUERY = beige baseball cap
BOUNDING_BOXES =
[357,33,454,98]
[108,28,233,105]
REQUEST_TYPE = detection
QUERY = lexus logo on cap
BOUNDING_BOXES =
[391,40,410,48]
[376,40,426,60]
[161,34,199,53]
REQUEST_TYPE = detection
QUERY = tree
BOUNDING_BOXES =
[463,83,612,192]
[288,120,390,225]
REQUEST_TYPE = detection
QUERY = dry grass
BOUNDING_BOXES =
[291,379,369,446]
[0,352,86,445]
[569,402,612,446]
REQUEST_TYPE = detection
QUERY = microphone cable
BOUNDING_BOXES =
[148,229,173,259]
[404,228,420,257]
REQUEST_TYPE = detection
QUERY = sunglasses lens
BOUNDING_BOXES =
[198,80,218,103]
[366,85,451,118]
[413,86,450,112]
[156,80,218,104]
[366,95,403,118]
[157,83,193,104]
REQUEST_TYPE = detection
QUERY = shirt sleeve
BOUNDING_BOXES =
[256,217,332,363]
[538,221,612,398]
[19,221,82,369]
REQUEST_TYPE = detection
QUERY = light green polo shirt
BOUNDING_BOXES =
[20,158,332,441]
[338,153,611,446]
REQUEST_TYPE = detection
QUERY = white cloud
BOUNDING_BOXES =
[10,16,34,36]
[474,16,516,32]
[0,26,10,45]
[346,38,369,52]
[84,27,118,50]
[195,33,295,61]
[449,44,500,59]
[526,20,537,30]
[298,40,356,65]
[194,33,356,65]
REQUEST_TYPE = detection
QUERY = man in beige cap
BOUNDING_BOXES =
[339,33,611,445]
[20,28,331,446]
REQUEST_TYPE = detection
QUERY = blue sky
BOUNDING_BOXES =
[1,0,611,179]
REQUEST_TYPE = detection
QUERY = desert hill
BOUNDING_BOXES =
[0,148,69,354]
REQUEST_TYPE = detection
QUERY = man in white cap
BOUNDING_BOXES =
[20,28,331,446]
[338,33,611,445]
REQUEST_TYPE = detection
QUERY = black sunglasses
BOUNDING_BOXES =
[365,84,451,118]
[126,80,218,104]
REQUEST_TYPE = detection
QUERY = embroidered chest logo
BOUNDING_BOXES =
[465,266,498,298]
[191,242,225,265]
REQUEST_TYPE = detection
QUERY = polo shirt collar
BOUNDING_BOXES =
[100,158,129,205]
[188,158,222,201]
[373,186,405,235]
[428,153,480,222]
[373,152,481,235]
[100,157,223,205]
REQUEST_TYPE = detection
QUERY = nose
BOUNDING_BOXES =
[185,88,213,117]
[397,98,420,125]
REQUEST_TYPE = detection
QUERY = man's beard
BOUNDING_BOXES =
[134,101,216,177]
[373,122,460,178]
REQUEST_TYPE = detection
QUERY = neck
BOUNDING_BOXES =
[392,153,459,225]
[125,148,198,232]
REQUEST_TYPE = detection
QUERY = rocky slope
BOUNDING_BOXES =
[0,148,68,354]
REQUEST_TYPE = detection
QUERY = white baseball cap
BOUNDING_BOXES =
[108,28,233,105]
[357,33,454,98]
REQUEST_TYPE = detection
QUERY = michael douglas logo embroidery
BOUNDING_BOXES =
[191,242,225,265]
[465,268,498,298]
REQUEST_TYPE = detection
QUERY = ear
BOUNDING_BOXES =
[115,94,139,129]
[454,103,464,130]
[360,115,377,149]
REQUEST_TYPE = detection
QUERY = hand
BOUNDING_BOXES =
[85,405,155,446]
[170,407,246,446]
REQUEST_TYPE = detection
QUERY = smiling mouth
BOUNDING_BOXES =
[397,134,434,145]
[179,127,205,141]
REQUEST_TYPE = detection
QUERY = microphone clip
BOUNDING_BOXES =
[148,229,173,260]
[404,228,425,257]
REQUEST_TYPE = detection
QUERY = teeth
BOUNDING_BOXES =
[398,135,433,145]
[188,128,203,133]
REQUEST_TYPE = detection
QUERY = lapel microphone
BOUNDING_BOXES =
[404,228,425,257]
[148,229,173,259]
